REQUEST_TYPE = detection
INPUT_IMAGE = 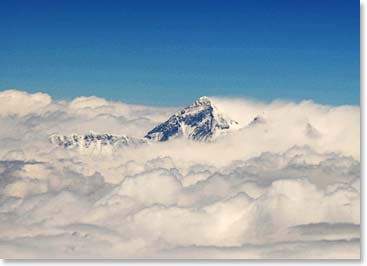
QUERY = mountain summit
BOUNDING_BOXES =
[144,96,239,142]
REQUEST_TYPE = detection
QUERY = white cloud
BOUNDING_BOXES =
[0,90,360,259]
[0,90,52,117]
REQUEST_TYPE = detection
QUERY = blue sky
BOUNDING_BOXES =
[0,0,359,106]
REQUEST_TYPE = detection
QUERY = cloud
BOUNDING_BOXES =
[116,169,182,205]
[0,90,360,259]
[0,90,52,117]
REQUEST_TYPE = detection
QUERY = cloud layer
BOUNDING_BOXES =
[0,90,360,259]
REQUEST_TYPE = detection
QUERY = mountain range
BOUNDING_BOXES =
[49,96,256,150]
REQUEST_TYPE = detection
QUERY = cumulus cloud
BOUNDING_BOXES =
[0,90,52,117]
[0,89,360,259]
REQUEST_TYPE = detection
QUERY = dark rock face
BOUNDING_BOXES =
[145,116,181,141]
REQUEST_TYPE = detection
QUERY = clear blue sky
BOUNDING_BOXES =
[0,0,359,106]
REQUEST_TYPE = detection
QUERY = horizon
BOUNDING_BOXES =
[1,0,359,106]
[1,88,360,108]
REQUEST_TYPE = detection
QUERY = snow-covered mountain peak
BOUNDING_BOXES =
[194,96,211,105]
[49,131,147,152]
[145,96,239,142]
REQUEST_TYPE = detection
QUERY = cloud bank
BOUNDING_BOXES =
[0,90,360,259]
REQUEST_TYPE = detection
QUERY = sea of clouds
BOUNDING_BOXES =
[0,89,360,259]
